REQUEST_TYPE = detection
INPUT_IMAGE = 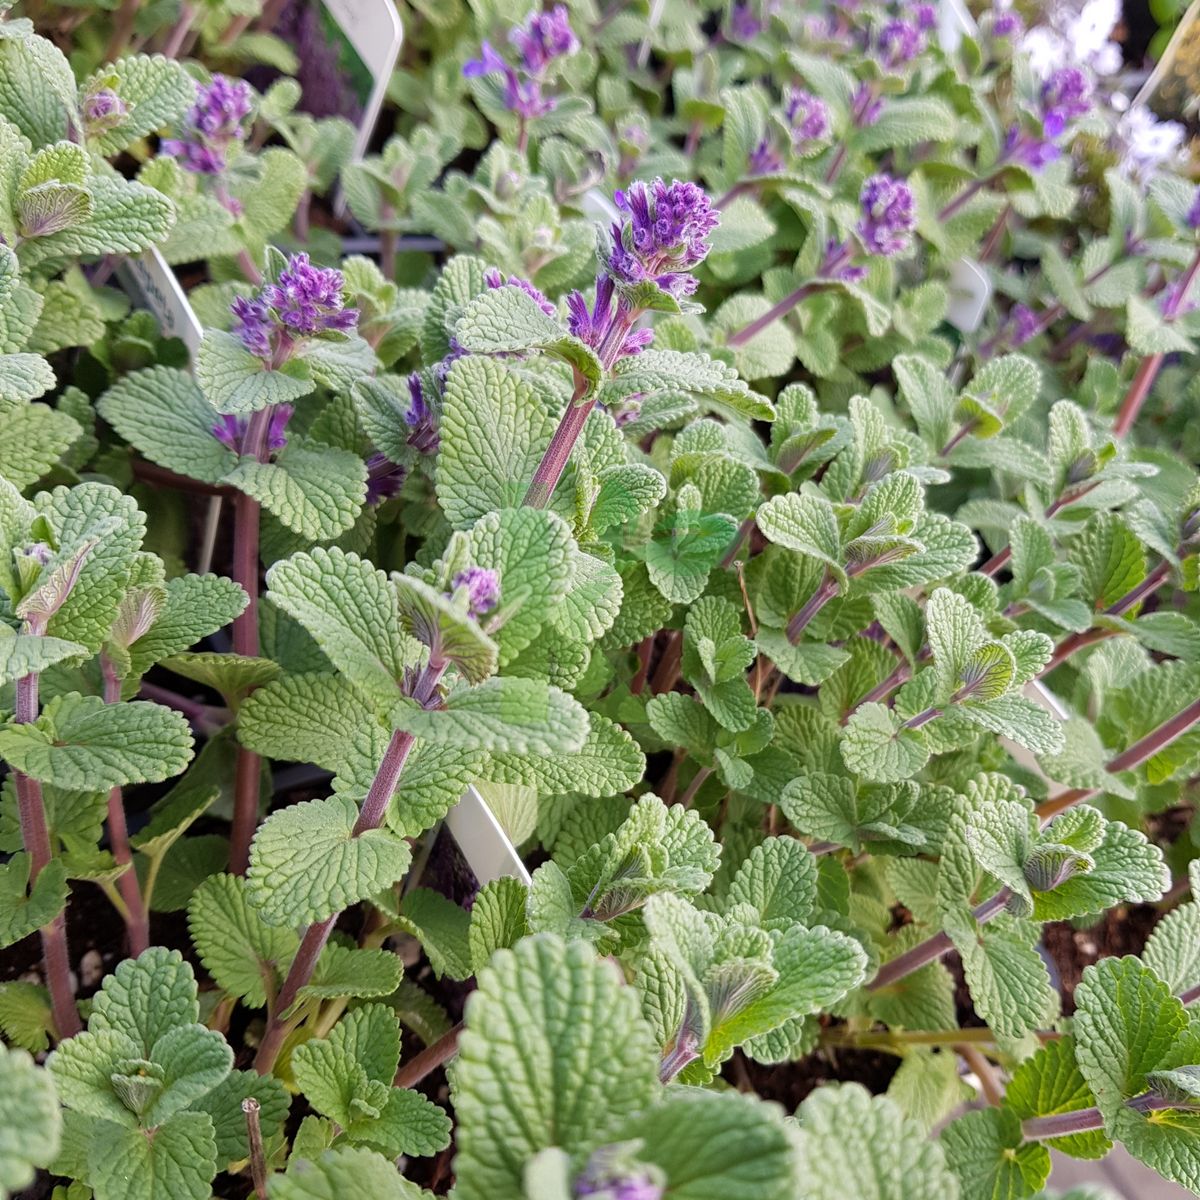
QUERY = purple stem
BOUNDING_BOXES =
[1022,1093,1178,1141]
[786,574,839,642]
[727,283,819,348]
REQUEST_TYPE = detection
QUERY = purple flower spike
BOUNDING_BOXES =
[163,74,253,175]
[483,266,557,316]
[878,18,924,67]
[566,276,654,359]
[729,2,763,39]
[1040,67,1092,137]
[992,7,1023,37]
[404,373,439,454]
[454,566,501,618]
[366,452,407,504]
[83,88,127,130]
[1010,303,1040,345]
[231,296,273,359]
[1186,187,1200,230]
[510,4,578,72]
[607,178,719,299]
[857,174,916,257]
[785,88,831,145]
[261,253,358,337]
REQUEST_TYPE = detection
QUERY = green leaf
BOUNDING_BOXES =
[0,403,80,490]
[196,329,313,416]
[226,439,367,541]
[271,1146,432,1199]
[0,854,66,950]
[756,491,844,584]
[82,55,194,158]
[89,947,199,1050]
[298,943,403,1003]
[452,935,660,1200]
[396,888,473,980]
[0,981,52,1053]
[725,836,817,925]
[469,877,530,974]
[187,873,298,1007]
[392,574,499,686]
[1126,295,1194,354]
[794,1083,961,1200]
[0,694,193,791]
[606,349,774,422]
[265,548,416,708]
[941,1107,1051,1200]
[642,493,739,605]
[840,703,930,783]
[453,286,601,391]
[190,1069,289,1167]
[393,677,588,756]
[0,625,87,687]
[89,1110,217,1200]
[0,1047,60,1197]
[247,795,412,927]
[435,356,554,528]
[0,351,54,407]
[1004,1036,1111,1159]
[127,573,248,677]
[96,366,235,485]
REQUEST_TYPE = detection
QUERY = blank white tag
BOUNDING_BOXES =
[946,257,992,333]
[115,247,203,354]
[581,187,621,227]
[324,0,403,217]
[937,0,978,51]
[444,785,532,886]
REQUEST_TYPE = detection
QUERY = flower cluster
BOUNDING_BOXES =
[231,253,358,363]
[1040,66,1092,136]
[453,566,501,619]
[878,17,925,67]
[365,453,407,505]
[463,5,578,121]
[567,277,654,359]
[212,405,293,457]
[857,173,916,256]
[749,88,831,173]
[162,75,254,175]
[606,178,719,300]
[483,266,556,316]
[404,373,440,454]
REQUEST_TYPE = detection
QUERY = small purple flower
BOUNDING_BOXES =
[404,373,439,454]
[567,276,654,358]
[365,452,407,504]
[851,82,885,128]
[857,174,916,257]
[729,2,762,38]
[231,296,273,359]
[785,88,831,145]
[1010,303,1040,345]
[163,75,253,176]
[212,405,293,456]
[483,266,557,316]
[992,7,1023,37]
[1004,124,1060,170]
[606,178,719,299]
[510,4,578,71]
[83,88,127,131]
[454,566,501,618]
[1040,67,1092,137]
[1187,187,1200,230]
[908,1,937,29]
[748,137,785,175]
[574,1145,665,1200]
[878,18,925,67]
[820,238,868,282]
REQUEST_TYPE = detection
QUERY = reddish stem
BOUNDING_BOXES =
[786,574,839,643]
[727,283,818,349]
[13,669,82,1039]
[394,1023,463,1088]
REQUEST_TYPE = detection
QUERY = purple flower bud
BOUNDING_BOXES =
[212,405,292,457]
[574,1146,665,1200]
[566,276,654,360]
[1004,125,1060,170]
[857,174,916,257]
[1040,67,1092,138]
[453,566,501,618]
[164,74,253,176]
[83,88,128,130]
[483,266,557,316]
[991,7,1023,37]
[1187,187,1200,230]
[606,178,719,299]
[405,373,439,454]
[729,2,763,38]
[510,4,578,72]
[821,238,867,282]
[213,414,242,451]
[365,452,407,504]
[231,295,273,359]
[267,404,294,451]
[878,18,925,67]
[908,1,937,29]
[851,82,884,128]
[1010,303,1040,345]
[748,138,785,175]
[785,88,831,145]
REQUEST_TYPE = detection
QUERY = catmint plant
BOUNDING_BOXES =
[4,4,1200,1200]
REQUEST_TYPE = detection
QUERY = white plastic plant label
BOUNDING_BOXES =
[1134,0,1200,115]
[936,0,978,52]
[946,257,992,333]
[444,785,533,886]
[115,247,204,354]
[323,0,403,216]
